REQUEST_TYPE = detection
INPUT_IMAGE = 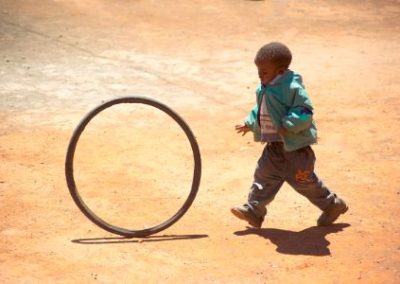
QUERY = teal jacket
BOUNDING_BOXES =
[244,70,318,151]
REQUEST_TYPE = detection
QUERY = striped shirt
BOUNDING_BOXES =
[260,94,282,142]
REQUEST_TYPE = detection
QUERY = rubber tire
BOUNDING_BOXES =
[65,96,201,238]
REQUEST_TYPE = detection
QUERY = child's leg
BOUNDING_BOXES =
[285,146,337,210]
[247,142,285,218]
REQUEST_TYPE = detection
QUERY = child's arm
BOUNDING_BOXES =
[281,87,314,133]
[243,104,258,132]
[281,107,313,133]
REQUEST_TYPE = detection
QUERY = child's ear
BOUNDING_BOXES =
[278,67,287,74]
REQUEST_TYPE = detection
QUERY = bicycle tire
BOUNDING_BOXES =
[65,96,201,238]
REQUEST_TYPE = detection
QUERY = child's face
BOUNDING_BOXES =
[255,60,285,86]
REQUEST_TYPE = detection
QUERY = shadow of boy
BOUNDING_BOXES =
[234,223,350,256]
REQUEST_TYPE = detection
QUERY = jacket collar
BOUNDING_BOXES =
[268,69,292,86]
[259,69,299,89]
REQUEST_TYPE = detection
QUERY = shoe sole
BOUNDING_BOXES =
[230,208,262,228]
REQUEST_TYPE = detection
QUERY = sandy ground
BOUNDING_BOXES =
[1,0,400,283]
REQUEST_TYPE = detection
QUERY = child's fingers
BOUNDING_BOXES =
[235,125,249,136]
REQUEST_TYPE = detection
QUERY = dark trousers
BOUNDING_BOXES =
[247,142,336,218]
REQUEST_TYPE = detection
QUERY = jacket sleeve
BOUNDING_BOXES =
[281,87,314,133]
[244,104,258,132]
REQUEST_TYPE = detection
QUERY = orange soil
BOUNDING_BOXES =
[1,0,400,283]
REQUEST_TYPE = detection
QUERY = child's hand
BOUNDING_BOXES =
[278,127,288,136]
[235,124,250,136]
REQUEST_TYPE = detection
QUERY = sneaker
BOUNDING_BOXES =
[231,205,263,228]
[317,197,348,226]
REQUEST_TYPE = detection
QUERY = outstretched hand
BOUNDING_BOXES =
[235,124,250,136]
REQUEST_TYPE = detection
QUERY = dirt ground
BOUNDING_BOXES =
[1,0,400,283]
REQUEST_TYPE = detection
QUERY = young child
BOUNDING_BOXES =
[232,42,348,228]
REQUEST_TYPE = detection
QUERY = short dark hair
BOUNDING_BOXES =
[254,42,292,69]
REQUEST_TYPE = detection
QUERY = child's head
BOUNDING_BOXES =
[254,42,292,85]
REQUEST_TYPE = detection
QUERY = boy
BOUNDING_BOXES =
[232,42,348,228]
